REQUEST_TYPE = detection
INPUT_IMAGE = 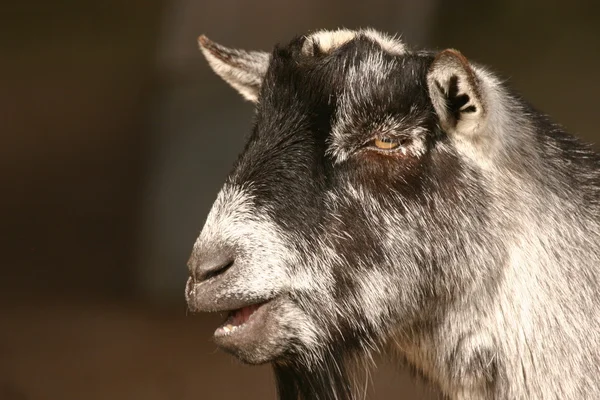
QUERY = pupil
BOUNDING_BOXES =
[381,137,392,143]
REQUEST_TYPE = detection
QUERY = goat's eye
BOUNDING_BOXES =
[373,137,400,150]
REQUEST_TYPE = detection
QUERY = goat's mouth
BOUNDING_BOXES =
[186,277,287,363]
[215,300,269,337]
[212,299,280,362]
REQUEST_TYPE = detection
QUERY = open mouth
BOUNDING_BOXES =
[209,297,287,364]
[214,300,271,338]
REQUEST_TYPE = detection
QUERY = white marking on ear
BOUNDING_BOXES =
[302,28,405,56]
[427,49,487,138]
[198,35,270,103]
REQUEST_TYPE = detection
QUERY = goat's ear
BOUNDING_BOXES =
[198,35,270,103]
[427,49,486,137]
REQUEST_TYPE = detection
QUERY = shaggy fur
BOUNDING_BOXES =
[188,28,600,399]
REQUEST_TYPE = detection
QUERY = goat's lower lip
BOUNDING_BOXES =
[212,299,277,355]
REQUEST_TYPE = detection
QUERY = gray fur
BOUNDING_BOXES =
[190,29,600,399]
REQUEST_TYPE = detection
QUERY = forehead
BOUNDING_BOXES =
[258,32,435,121]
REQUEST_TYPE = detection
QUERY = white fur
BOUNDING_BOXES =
[303,28,405,56]
[192,184,290,301]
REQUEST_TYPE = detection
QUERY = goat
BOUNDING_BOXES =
[186,28,600,399]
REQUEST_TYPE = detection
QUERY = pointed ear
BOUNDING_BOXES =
[427,49,487,137]
[198,35,270,103]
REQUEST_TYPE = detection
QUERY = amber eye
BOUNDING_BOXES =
[373,137,400,150]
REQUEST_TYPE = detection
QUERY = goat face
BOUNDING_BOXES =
[187,29,499,368]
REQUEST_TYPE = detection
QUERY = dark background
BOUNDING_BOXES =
[2,1,599,399]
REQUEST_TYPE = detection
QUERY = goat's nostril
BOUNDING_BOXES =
[200,258,234,282]
[188,245,237,283]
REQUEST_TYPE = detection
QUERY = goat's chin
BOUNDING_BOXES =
[213,298,289,364]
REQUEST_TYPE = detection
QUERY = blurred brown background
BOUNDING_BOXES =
[1,1,598,399]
